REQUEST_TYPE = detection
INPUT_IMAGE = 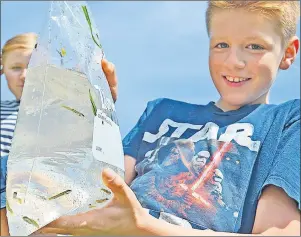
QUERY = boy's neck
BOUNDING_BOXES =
[215,93,270,112]
[214,100,238,112]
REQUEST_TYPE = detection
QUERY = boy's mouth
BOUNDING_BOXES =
[223,75,251,86]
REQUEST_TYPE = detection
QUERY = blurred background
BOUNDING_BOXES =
[1,1,300,137]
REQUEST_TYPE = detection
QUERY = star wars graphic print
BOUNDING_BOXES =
[130,120,261,231]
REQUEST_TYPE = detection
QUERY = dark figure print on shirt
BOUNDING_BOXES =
[131,121,260,231]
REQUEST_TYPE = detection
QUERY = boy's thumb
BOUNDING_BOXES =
[102,168,128,198]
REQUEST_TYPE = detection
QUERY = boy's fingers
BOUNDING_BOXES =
[39,209,105,235]
[101,59,118,102]
[30,229,59,236]
[110,85,118,103]
[102,168,126,195]
[37,227,72,235]
[101,59,117,86]
[43,213,88,231]
[102,168,135,203]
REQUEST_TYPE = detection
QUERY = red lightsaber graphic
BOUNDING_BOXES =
[180,142,232,207]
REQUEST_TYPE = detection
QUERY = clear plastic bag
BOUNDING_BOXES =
[6,1,124,235]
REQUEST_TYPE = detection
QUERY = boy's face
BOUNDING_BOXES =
[208,9,295,110]
[3,49,32,101]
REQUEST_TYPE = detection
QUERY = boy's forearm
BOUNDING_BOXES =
[136,212,299,236]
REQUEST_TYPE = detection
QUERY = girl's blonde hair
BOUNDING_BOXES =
[2,32,37,62]
[206,1,300,46]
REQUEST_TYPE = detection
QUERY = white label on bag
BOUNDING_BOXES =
[92,110,124,171]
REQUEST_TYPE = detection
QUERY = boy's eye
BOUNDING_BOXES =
[215,43,229,49]
[246,44,264,50]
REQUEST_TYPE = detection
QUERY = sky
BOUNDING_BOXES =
[1,1,300,137]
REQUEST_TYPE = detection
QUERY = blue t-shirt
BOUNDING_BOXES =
[123,98,300,234]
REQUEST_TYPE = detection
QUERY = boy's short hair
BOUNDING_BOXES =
[206,1,300,46]
[2,32,37,62]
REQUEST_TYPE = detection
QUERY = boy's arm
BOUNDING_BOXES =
[124,155,137,185]
[252,185,300,234]
[0,208,9,236]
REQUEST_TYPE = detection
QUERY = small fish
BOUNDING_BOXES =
[96,198,109,203]
[6,201,13,214]
[61,105,85,117]
[89,204,96,208]
[23,216,39,229]
[89,89,97,116]
[100,188,111,195]
[48,190,72,200]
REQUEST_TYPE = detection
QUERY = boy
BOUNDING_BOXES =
[37,1,301,236]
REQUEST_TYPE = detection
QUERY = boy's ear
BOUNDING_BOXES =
[279,36,299,70]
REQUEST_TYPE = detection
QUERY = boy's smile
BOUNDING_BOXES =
[222,75,251,88]
[208,8,291,111]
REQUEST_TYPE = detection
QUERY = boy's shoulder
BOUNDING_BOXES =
[274,98,300,109]
[249,99,300,131]
[266,99,300,121]
[277,99,300,124]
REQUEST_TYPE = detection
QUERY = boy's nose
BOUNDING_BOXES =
[225,49,246,69]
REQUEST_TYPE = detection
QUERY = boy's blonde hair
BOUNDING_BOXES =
[2,32,37,62]
[206,1,300,46]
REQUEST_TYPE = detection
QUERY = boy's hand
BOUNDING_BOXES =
[101,59,118,102]
[36,169,147,236]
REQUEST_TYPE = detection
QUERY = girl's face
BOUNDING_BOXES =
[3,49,32,100]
